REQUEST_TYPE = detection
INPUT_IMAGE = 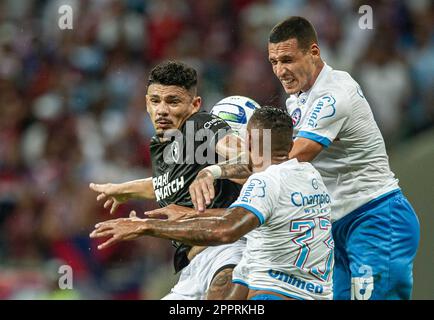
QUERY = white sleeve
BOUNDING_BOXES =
[297,93,349,148]
[229,171,279,225]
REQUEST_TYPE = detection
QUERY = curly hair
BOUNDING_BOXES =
[148,60,197,91]
[249,106,294,153]
[250,106,293,130]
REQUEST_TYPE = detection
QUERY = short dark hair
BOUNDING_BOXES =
[269,16,318,51]
[249,107,293,153]
[148,61,197,92]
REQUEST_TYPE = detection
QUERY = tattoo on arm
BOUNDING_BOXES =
[144,216,228,246]
[143,207,258,246]
[220,163,252,179]
[215,138,251,179]
[206,268,234,300]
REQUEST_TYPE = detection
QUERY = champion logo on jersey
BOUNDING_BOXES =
[291,108,302,126]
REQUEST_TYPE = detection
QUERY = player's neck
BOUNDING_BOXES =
[272,155,289,165]
[252,155,289,173]
[301,60,325,93]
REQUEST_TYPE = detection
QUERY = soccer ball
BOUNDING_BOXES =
[210,95,260,139]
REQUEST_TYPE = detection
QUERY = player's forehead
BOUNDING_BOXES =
[268,38,301,60]
[147,84,191,99]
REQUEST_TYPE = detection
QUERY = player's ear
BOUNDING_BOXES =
[310,43,320,58]
[145,94,152,114]
[192,96,202,112]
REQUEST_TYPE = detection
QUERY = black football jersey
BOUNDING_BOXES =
[150,111,241,209]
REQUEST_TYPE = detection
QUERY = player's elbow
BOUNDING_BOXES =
[215,225,242,244]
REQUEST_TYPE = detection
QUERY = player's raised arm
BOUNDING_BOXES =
[89,177,155,214]
[189,162,252,212]
[189,133,250,212]
[189,96,261,212]
[288,137,324,162]
[90,206,259,249]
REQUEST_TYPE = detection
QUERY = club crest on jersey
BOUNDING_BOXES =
[297,93,308,106]
[240,178,266,203]
[171,140,180,163]
[312,178,319,190]
[291,108,302,126]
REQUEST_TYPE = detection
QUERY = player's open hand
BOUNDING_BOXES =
[89,183,131,214]
[90,211,144,249]
[145,204,198,221]
[189,169,216,212]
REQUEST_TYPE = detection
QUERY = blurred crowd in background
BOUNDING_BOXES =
[0,0,432,299]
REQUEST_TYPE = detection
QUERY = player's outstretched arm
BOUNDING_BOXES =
[89,178,155,214]
[144,204,225,221]
[90,207,258,249]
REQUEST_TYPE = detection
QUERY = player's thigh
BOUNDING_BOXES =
[205,266,235,300]
[331,228,351,300]
[346,194,419,300]
[205,240,245,299]
[388,194,420,299]
[225,283,249,300]
[162,264,204,300]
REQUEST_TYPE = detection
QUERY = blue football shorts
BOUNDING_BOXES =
[332,189,420,300]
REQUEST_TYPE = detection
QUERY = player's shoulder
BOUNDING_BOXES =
[315,65,360,101]
[260,159,305,179]
[330,69,360,93]
[271,159,319,180]
[277,158,315,171]
[252,160,319,193]
[248,165,282,188]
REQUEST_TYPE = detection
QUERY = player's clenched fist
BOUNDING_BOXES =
[89,183,131,214]
[189,169,216,212]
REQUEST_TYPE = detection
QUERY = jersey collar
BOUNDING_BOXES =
[287,62,332,110]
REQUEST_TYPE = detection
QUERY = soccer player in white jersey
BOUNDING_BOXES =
[90,107,334,300]
[189,17,420,300]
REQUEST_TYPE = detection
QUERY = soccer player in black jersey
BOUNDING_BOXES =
[89,61,248,299]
